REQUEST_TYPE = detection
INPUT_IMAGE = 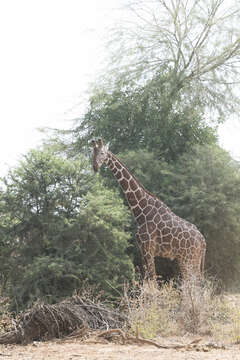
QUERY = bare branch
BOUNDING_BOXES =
[102,0,240,115]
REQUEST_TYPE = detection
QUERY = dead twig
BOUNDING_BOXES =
[0,296,125,345]
[0,354,11,357]
[88,329,226,351]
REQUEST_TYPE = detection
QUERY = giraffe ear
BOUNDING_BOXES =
[105,142,110,151]
[91,140,97,148]
[98,139,103,148]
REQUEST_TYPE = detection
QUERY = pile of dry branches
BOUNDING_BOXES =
[0,295,126,344]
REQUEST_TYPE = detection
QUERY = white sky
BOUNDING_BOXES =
[0,0,239,177]
[0,0,116,176]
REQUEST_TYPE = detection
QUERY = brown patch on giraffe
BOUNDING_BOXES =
[162,213,171,221]
[129,178,138,191]
[115,162,122,169]
[147,221,156,234]
[135,189,142,200]
[162,234,172,243]
[181,249,187,257]
[139,198,148,209]
[158,221,165,229]
[153,213,161,224]
[158,206,167,216]
[155,243,160,254]
[120,178,129,191]
[180,238,187,248]
[137,214,145,225]
[190,229,197,237]
[155,229,161,238]
[126,192,138,206]
[162,243,171,253]
[143,205,152,215]
[145,253,152,261]
[183,231,190,239]
[172,227,180,236]
[149,237,156,247]
[193,239,200,248]
[162,227,170,236]
[146,207,157,221]
[115,171,122,179]
[172,237,180,249]
[139,233,150,242]
[112,167,118,174]
[148,198,155,206]
[154,200,162,208]
[166,220,173,228]
[139,224,147,234]
[186,239,191,248]
[190,245,197,253]
[122,168,130,180]
[132,206,142,217]
[151,230,158,239]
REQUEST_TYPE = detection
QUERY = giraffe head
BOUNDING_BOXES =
[92,139,109,172]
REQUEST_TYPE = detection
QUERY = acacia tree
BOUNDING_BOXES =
[50,0,240,160]
[71,77,217,161]
[104,0,240,119]
[0,150,134,310]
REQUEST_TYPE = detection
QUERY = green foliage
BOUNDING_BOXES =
[0,150,134,310]
[76,182,133,290]
[71,75,217,161]
[12,256,82,309]
[168,145,240,285]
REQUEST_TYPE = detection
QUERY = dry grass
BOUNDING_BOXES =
[0,297,12,335]
[1,280,240,345]
[121,278,181,338]
[209,294,240,344]
[122,276,240,344]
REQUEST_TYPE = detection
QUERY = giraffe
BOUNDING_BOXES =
[92,139,206,281]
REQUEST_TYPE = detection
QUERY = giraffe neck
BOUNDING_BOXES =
[106,152,166,223]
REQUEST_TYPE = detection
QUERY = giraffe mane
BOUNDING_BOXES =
[109,152,159,200]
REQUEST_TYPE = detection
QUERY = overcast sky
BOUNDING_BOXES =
[0,0,239,177]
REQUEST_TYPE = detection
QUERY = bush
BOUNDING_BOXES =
[0,150,134,310]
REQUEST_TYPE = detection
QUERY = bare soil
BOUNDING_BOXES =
[0,338,239,360]
[1,292,240,359]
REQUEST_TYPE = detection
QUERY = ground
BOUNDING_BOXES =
[0,339,239,360]
[1,292,240,359]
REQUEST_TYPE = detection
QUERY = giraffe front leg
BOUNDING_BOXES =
[136,231,156,279]
[143,252,156,279]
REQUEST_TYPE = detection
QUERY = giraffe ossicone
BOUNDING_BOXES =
[92,139,206,280]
